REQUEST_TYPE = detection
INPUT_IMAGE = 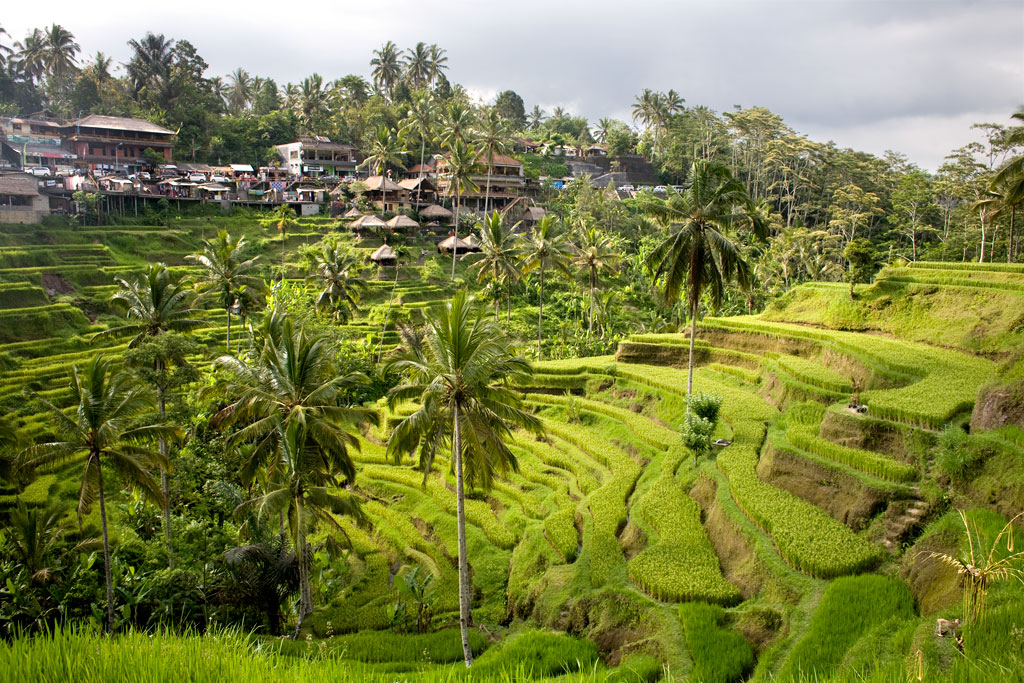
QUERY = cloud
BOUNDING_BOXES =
[4,0,1021,169]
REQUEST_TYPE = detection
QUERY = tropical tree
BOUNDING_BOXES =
[360,127,407,214]
[307,240,366,322]
[2,499,79,585]
[211,318,376,638]
[645,159,767,398]
[272,204,297,278]
[97,263,204,543]
[520,215,573,358]
[370,41,402,97]
[401,93,436,207]
[528,105,546,130]
[572,227,620,336]
[295,73,330,134]
[227,67,253,114]
[186,231,264,353]
[469,211,522,319]
[984,109,1024,263]
[438,101,476,150]
[25,356,170,633]
[427,44,448,86]
[475,110,511,215]
[404,42,432,89]
[125,33,175,99]
[443,140,481,280]
[385,291,541,666]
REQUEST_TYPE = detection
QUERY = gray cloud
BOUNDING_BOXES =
[6,0,1022,169]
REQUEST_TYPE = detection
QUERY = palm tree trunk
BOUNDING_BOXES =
[293,502,312,639]
[506,284,511,323]
[157,371,172,551]
[687,302,697,399]
[588,268,595,337]
[1009,206,1015,264]
[453,403,474,667]
[225,308,231,353]
[537,267,545,359]
[417,139,426,208]
[451,191,460,281]
[96,454,115,634]
[378,259,400,364]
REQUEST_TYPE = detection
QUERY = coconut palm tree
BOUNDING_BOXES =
[359,127,407,213]
[401,93,435,207]
[25,356,170,633]
[96,264,204,543]
[469,211,522,319]
[211,318,376,638]
[370,41,402,97]
[438,101,476,151]
[272,205,297,279]
[186,231,264,353]
[528,105,546,130]
[475,110,511,216]
[385,291,540,667]
[443,140,481,280]
[404,42,432,89]
[520,215,573,359]
[428,44,448,86]
[42,24,79,98]
[14,29,47,85]
[307,240,365,322]
[593,118,614,144]
[296,74,330,134]
[125,33,175,100]
[572,227,620,336]
[0,25,12,70]
[228,68,253,114]
[985,108,1024,262]
[645,159,767,398]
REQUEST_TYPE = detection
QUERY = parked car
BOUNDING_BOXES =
[209,175,230,183]
[187,173,206,183]
[653,185,667,193]
[617,185,635,191]
[27,167,51,177]
[137,171,151,180]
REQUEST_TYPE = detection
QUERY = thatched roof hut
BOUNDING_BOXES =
[437,235,474,254]
[369,244,397,265]
[420,204,453,220]
[386,214,420,231]
[352,215,386,229]
[362,175,404,193]
[342,207,364,219]
[462,234,481,251]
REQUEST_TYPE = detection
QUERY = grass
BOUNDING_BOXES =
[678,602,754,683]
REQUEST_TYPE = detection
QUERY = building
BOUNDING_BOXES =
[435,152,526,212]
[65,115,176,173]
[0,116,77,172]
[275,137,358,178]
[0,172,50,223]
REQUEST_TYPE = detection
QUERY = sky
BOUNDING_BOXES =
[4,0,1023,170]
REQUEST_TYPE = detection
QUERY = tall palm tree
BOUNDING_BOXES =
[0,25,12,70]
[438,101,476,151]
[593,118,614,144]
[985,108,1024,263]
[370,41,402,97]
[427,44,448,86]
[645,159,767,398]
[211,318,376,638]
[359,127,407,213]
[296,74,330,134]
[401,93,435,207]
[404,42,432,89]
[43,24,79,98]
[520,215,573,358]
[443,140,481,280]
[228,68,253,114]
[96,264,204,543]
[272,205,297,279]
[25,356,170,633]
[186,231,264,353]
[14,29,47,85]
[475,110,511,216]
[385,291,541,667]
[125,33,175,100]
[572,227,620,336]
[469,212,522,319]
[528,105,546,130]
[307,240,366,322]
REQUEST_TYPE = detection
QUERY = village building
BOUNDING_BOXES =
[435,152,526,213]
[0,172,51,223]
[0,115,77,173]
[275,137,358,178]
[65,115,176,174]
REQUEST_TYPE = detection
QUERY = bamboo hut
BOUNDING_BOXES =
[369,243,397,266]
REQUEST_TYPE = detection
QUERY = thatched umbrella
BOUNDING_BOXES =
[420,204,453,221]
[343,207,364,219]
[369,243,397,266]
[352,215,386,230]
[462,234,482,252]
[386,214,420,231]
[437,235,473,254]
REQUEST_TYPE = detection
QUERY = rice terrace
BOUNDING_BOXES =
[0,4,1023,682]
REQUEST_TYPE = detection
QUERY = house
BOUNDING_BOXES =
[435,152,526,213]
[398,176,436,205]
[65,115,176,173]
[511,137,542,154]
[359,175,409,213]
[0,172,50,223]
[0,116,77,172]
[275,137,358,178]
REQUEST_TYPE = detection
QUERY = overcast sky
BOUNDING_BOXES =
[5,0,1023,170]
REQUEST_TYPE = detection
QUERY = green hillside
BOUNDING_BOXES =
[1,215,1022,682]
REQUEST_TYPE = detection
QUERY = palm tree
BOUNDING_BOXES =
[428,44,448,86]
[370,41,402,97]
[125,33,175,100]
[404,42,432,89]
[443,140,481,280]
[14,29,47,85]
[186,231,264,353]
[573,227,620,336]
[96,264,204,543]
[211,318,376,638]
[3,499,78,585]
[520,215,573,358]
[985,108,1024,263]
[308,240,366,322]
[0,25,12,70]
[273,205,297,278]
[25,356,169,633]
[360,127,407,213]
[296,74,330,134]
[228,68,253,114]
[528,105,546,130]
[385,291,541,667]
[475,110,511,216]
[645,159,767,398]
[438,101,476,151]
[42,24,79,98]
[594,118,614,144]
[401,93,435,207]
[469,212,522,320]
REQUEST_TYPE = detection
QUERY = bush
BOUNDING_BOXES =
[935,424,983,483]
[687,392,722,424]
[469,629,599,678]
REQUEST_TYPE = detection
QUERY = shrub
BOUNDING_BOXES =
[469,629,599,678]
[687,392,723,424]
[934,424,983,483]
